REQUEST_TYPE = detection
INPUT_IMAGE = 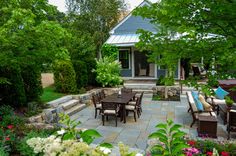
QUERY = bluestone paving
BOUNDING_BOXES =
[71,92,231,150]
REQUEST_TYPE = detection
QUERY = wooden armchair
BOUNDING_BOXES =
[227,109,236,139]
[186,91,216,127]
[101,101,120,127]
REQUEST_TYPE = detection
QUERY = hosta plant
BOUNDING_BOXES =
[148,119,189,156]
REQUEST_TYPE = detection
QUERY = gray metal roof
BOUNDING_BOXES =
[114,16,157,34]
[106,1,157,46]
[106,34,140,46]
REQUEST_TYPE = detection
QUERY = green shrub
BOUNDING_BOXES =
[53,60,77,93]
[72,60,88,89]
[79,87,87,94]
[94,57,123,87]
[0,147,8,156]
[20,61,43,102]
[148,119,189,155]
[0,60,26,107]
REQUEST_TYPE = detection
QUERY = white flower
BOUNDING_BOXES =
[135,153,143,156]
[57,129,66,135]
[100,147,111,154]
[79,138,83,142]
[103,148,111,154]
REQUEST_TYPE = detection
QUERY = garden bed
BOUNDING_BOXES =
[152,91,180,101]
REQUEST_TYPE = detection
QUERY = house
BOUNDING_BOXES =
[105,1,180,80]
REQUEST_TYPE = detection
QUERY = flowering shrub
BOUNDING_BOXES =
[94,57,123,87]
[0,105,24,154]
[27,136,112,156]
[185,139,236,156]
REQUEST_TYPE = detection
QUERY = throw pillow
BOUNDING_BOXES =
[191,91,198,98]
[215,86,229,100]
[199,94,212,111]
[193,95,204,111]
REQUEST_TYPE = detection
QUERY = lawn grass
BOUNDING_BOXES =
[40,86,66,103]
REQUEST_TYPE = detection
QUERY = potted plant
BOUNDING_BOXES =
[225,96,234,109]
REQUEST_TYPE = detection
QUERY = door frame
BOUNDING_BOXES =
[131,48,157,79]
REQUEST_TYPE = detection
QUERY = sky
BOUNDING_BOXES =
[48,0,145,13]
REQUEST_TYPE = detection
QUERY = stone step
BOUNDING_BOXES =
[133,89,153,93]
[48,95,73,108]
[124,83,156,90]
[65,104,87,116]
[61,99,79,110]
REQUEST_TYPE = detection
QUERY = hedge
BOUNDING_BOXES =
[0,60,26,107]
[53,60,77,93]
[72,60,88,89]
[20,61,43,102]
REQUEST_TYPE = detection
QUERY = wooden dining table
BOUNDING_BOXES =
[101,92,136,123]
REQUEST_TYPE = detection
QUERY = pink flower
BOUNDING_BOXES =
[5,137,10,141]
[7,125,13,129]
[206,151,213,156]
[221,151,229,156]
[187,140,196,146]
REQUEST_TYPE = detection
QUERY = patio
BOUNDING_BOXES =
[70,92,233,150]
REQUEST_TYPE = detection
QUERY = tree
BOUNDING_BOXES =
[0,0,70,106]
[65,0,127,58]
[134,0,236,77]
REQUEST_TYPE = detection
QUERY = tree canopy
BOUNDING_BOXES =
[134,0,236,76]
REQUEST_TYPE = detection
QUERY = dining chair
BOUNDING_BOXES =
[128,92,144,117]
[92,94,102,118]
[227,109,236,139]
[99,89,106,100]
[101,101,120,127]
[125,97,140,122]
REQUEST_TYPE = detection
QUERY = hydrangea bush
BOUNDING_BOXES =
[94,57,123,87]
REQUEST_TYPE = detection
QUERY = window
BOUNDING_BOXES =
[119,49,130,69]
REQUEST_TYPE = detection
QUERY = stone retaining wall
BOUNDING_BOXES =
[28,88,121,128]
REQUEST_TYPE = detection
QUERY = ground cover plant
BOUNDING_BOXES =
[40,86,66,103]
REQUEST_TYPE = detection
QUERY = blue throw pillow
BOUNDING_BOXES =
[215,86,229,100]
[191,91,198,98]
[193,96,204,111]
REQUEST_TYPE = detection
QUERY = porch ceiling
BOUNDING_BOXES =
[106,34,139,47]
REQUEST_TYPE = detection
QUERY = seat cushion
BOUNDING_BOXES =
[198,94,212,111]
[96,103,102,108]
[187,91,195,105]
[128,101,136,105]
[206,98,226,105]
[215,86,229,99]
[104,110,116,114]
[125,105,135,110]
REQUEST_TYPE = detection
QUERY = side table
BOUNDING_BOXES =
[218,104,236,125]
[198,115,218,138]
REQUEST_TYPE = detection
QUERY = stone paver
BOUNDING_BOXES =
[71,93,230,150]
